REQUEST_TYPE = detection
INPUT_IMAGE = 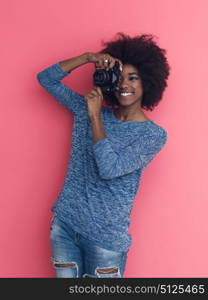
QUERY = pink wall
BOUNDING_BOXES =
[1,0,207,277]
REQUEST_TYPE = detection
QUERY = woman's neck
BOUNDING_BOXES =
[114,108,149,122]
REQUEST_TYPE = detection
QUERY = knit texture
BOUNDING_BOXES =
[37,62,168,252]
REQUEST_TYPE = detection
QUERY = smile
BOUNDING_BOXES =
[120,92,134,96]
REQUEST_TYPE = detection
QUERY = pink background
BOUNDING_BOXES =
[1,0,207,277]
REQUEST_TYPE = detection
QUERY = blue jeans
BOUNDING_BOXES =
[50,214,128,278]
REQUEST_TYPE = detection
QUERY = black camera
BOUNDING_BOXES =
[93,61,121,93]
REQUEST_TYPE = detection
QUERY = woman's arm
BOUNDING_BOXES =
[59,52,89,73]
[92,130,168,180]
[59,52,123,72]
[36,52,121,115]
[36,54,91,114]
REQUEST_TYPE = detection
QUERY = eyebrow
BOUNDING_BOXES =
[128,72,139,75]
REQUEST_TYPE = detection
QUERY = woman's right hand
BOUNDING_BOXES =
[86,52,123,71]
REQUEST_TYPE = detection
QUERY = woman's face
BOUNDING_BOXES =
[114,64,143,107]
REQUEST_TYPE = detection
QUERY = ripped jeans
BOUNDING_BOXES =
[50,214,128,278]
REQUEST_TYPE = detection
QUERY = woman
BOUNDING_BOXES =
[37,32,170,278]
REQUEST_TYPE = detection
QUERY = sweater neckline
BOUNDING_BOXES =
[111,109,152,124]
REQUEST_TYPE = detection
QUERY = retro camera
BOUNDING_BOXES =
[93,61,121,93]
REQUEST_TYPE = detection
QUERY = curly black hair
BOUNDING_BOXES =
[99,32,170,111]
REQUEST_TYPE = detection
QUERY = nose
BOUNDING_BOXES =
[118,77,130,89]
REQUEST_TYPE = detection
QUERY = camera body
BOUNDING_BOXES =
[93,61,121,93]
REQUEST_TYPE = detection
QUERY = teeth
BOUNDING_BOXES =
[120,92,133,96]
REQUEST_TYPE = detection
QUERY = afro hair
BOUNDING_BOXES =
[99,32,170,111]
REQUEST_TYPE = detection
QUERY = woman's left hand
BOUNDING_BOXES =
[84,86,103,118]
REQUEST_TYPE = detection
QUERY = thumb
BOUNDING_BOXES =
[96,86,103,95]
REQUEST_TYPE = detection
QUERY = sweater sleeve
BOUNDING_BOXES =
[92,129,167,180]
[36,62,87,115]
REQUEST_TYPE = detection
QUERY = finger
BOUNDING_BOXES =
[105,58,112,70]
[109,58,123,71]
[92,87,99,93]
[96,56,105,68]
[117,59,123,71]
[103,60,109,69]
[95,86,102,95]
[95,86,103,99]
[103,57,109,65]
[90,89,99,97]
[87,89,97,96]
[84,95,93,101]
[96,60,103,69]
[103,54,111,67]
[95,62,100,69]
[91,86,102,97]
[85,94,94,100]
[88,93,96,98]
[108,59,115,69]
[97,56,105,68]
[108,55,119,69]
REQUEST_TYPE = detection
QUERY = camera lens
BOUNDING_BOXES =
[93,70,110,85]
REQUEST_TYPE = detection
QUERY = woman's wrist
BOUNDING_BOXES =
[84,52,96,63]
[82,52,91,63]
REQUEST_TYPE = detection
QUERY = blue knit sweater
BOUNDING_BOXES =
[37,62,168,252]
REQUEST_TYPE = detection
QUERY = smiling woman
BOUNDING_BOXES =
[100,32,170,113]
[114,64,146,122]
[36,32,170,278]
